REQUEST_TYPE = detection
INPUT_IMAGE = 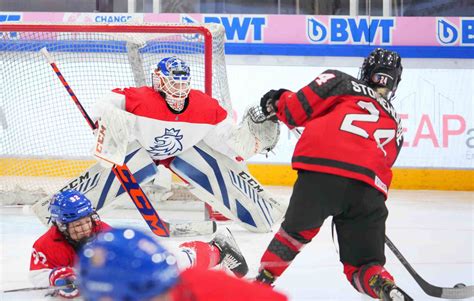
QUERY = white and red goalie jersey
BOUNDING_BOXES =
[94,86,243,162]
[92,86,285,233]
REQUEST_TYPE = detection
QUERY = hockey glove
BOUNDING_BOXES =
[260,89,289,117]
[49,267,79,299]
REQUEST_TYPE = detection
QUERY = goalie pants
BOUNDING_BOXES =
[260,170,388,279]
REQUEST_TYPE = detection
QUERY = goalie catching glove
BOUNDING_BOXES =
[229,105,281,159]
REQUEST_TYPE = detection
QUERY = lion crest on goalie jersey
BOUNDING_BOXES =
[147,128,184,157]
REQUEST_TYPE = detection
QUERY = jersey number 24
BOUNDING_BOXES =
[340,100,395,156]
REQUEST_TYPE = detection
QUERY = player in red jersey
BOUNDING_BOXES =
[30,189,249,299]
[29,189,111,298]
[93,56,277,165]
[77,227,287,301]
[255,48,412,301]
[90,56,283,233]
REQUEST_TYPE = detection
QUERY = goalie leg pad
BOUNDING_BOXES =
[169,141,285,233]
[32,141,157,226]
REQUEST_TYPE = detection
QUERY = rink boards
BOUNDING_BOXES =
[1,157,473,191]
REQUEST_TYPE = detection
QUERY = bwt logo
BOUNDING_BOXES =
[0,14,22,39]
[307,17,394,44]
[437,18,474,45]
[182,14,266,42]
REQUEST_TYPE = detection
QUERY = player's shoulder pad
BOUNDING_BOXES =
[322,69,357,81]
[310,69,358,99]
[33,226,67,251]
[188,89,227,123]
[119,86,153,97]
[116,87,158,113]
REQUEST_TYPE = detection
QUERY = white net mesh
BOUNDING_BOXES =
[0,23,231,205]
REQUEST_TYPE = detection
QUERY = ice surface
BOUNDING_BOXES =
[1,187,472,300]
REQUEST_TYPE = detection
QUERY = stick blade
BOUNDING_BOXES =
[169,220,217,237]
[440,285,474,299]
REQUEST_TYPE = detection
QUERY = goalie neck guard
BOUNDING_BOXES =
[78,228,180,301]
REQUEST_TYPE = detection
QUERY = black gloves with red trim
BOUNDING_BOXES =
[260,89,289,118]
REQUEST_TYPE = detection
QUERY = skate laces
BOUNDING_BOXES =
[211,228,248,276]
[222,253,242,270]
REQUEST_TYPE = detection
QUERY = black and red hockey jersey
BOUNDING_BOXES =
[276,69,404,197]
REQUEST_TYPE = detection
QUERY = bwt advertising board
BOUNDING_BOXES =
[0,12,472,169]
[3,12,474,48]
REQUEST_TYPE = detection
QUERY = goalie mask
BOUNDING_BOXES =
[49,189,99,247]
[152,56,191,112]
[359,48,403,101]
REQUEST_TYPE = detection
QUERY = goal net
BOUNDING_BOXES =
[0,23,232,207]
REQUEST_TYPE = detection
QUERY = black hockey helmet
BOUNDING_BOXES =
[359,48,403,99]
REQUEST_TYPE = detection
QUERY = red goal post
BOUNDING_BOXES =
[0,23,232,207]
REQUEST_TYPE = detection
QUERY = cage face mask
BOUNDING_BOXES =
[152,57,191,111]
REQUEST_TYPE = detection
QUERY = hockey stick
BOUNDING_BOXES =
[385,235,473,299]
[256,107,472,298]
[40,47,216,237]
[257,101,473,298]
[4,284,71,293]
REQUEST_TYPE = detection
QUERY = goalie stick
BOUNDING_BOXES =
[40,47,216,237]
[385,235,473,299]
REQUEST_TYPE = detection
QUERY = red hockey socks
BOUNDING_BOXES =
[344,262,395,298]
[258,227,320,280]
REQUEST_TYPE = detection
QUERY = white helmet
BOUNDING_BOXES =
[152,56,191,111]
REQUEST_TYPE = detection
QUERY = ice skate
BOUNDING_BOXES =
[255,269,276,286]
[370,275,413,301]
[211,227,249,277]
